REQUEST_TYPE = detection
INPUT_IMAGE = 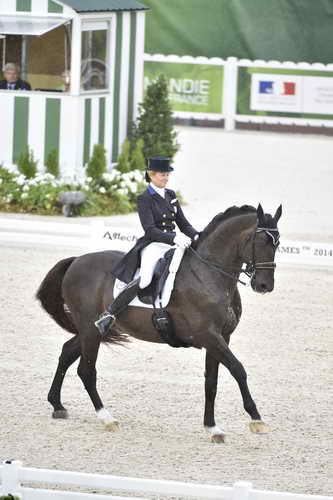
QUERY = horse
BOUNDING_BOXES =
[36,203,282,443]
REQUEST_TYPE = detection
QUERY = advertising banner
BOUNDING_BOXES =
[144,61,224,114]
[251,73,333,114]
[237,66,333,118]
[88,228,333,268]
[276,240,333,267]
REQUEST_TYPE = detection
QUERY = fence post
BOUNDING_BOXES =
[223,56,238,131]
[232,481,252,500]
[1,460,22,499]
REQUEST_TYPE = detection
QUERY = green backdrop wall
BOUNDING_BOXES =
[144,0,333,64]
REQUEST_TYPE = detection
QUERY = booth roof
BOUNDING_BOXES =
[61,0,149,12]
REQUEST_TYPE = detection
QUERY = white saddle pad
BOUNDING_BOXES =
[113,245,185,309]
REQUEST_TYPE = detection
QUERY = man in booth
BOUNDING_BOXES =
[0,63,31,90]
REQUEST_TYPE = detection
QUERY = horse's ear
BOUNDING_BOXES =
[257,203,264,224]
[274,204,282,223]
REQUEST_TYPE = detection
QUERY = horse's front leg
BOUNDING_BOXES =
[204,331,269,435]
[204,352,226,443]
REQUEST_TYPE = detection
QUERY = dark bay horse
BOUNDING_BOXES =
[37,203,282,443]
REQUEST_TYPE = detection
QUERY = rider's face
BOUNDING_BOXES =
[149,171,170,188]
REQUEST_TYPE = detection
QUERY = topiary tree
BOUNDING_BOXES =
[130,138,145,172]
[16,148,37,179]
[86,144,107,180]
[45,148,59,178]
[117,138,131,174]
[132,74,179,160]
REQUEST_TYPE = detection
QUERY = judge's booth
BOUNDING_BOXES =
[0,0,148,179]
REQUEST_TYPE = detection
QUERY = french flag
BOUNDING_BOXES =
[259,81,296,95]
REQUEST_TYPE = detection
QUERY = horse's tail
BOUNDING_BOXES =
[36,256,78,335]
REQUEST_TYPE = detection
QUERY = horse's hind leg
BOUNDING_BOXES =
[205,333,269,435]
[48,335,81,419]
[77,325,119,431]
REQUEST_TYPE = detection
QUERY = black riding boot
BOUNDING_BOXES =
[94,278,140,336]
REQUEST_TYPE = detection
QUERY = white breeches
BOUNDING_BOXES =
[139,242,185,289]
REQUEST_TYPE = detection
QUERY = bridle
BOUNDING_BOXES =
[243,226,280,280]
[189,223,280,287]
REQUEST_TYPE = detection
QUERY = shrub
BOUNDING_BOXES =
[130,138,146,172]
[132,74,179,160]
[0,495,21,500]
[86,144,107,180]
[0,164,144,216]
[45,148,59,178]
[117,138,131,174]
[16,148,37,179]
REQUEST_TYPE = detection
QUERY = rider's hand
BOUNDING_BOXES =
[173,234,192,249]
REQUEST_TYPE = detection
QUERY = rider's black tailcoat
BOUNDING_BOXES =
[112,187,198,283]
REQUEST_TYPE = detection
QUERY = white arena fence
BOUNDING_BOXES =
[0,218,332,268]
[1,461,332,500]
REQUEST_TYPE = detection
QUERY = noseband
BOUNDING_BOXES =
[189,223,279,286]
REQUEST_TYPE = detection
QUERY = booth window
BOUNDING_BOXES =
[81,21,109,91]
[0,16,71,92]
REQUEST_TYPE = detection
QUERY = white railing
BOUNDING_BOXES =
[144,54,333,129]
[1,461,332,500]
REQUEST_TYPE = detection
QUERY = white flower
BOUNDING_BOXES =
[0,179,2,185]
[102,173,113,182]
[21,193,28,199]
[132,170,144,182]
[22,184,29,192]
[15,174,26,186]
[118,188,127,196]
[87,177,93,183]
[128,181,138,193]
[99,186,106,194]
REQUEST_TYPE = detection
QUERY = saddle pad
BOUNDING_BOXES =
[113,246,184,309]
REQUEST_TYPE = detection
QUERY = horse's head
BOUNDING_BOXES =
[242,204,282,294]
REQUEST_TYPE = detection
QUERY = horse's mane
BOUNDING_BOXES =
[199,205,257,242]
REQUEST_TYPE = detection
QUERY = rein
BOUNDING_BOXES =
[188,246,248,286]
[189,225,279,287]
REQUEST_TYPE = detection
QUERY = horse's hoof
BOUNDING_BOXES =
[52,409,69,419]
[211,432,226,444]
[205,425,226,443]
[104,420,120,432]
[249,420,270,434]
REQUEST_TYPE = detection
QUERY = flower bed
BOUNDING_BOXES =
[0,165,145,216]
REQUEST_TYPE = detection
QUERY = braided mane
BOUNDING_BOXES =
[199,205,257,242]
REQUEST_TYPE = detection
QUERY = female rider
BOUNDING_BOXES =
[95,156,199,336]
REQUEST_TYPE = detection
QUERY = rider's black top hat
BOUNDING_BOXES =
[147,156,174,173]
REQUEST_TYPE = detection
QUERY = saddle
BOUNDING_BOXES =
[138,249,191,349]
[138,248,175,304]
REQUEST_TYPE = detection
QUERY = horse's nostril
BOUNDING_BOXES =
[260,283,267,292]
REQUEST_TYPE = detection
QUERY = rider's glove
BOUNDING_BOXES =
[173,234,192,249]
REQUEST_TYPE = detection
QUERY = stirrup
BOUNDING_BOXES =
[94,312,116,336]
